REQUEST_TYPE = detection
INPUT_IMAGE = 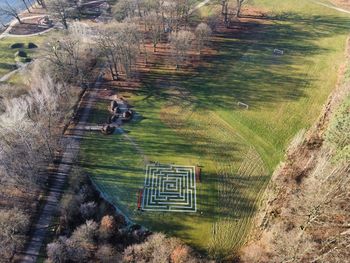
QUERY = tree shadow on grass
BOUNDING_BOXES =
[137,13,350,110]
[0,62,16,71]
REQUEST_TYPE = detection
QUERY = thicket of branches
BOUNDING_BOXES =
[0,69,78,261]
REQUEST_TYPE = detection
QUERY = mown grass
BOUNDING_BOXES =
[80,0,350,259]
[0,35,48,78]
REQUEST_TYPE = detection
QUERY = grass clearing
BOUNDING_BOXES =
[80,0,350,259]
[0,34,49,78]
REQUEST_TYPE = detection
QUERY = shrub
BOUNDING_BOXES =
[122,233,199,263]
[79,201,97,220]
[46,235,91,263]
[65,237,91,262]
[27,42,38,49]
[10,43,24,49]
[14,50,27,57]
[98,215,116,241]
[96,244,121,263]
[171,245,196,263]
[46,237,69,263]
[0,208,29,260]
[325,96,350,161]
[48,220,99,262]
[60,194,82,231]
[71,220,98,245]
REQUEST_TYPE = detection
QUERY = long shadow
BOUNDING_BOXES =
[137,12,350,110]
[0,63,16,71]
[81,11,350,254]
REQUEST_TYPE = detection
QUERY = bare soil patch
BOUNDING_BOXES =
[9,17,52,35]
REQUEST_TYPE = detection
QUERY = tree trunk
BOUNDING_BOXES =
[15,15,22,24]
[62,18,68,29]
[37,0,46,8]
[224,3,229,27]
[236,0,243,18]
[22,0,31,13]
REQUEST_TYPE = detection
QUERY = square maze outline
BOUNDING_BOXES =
[141,164,197,212]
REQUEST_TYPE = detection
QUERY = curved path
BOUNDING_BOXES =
[311,0,350,14]
[0,15,52,39]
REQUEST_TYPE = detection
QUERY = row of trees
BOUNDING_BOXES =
[0,73,73,186]
[47,16,211,83]
[114,0,191,30]
[0,70,79,260]
[221,0,247,26]
[2,0,214,80]
[0,1,89,258]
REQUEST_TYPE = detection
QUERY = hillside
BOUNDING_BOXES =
[240,42,350,262]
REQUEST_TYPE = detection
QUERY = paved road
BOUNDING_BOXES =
[18,71,104,263]
[311,0,350,14]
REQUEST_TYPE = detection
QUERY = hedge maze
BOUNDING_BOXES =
[141,164,197,212]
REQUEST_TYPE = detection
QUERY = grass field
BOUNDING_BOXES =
[80,0,350,259]
[0,35,48,78]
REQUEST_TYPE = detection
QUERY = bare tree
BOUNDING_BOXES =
[113,0,138,20]
[45,34,98,86]
[46,0,73,29]
[235,0,246,17]
[21,0,31,13]
[177,0,191,29]
[219,0,246,26]
[162,0,191,32]
[0,74,74,186]
[169,30,195,69]
[96,244,121,263]
[97,22,141,80]
[123,233,199,263]
[220,0,229,26]
[36,0,46,8]
[195,22,212,55]
[0,1,22,24]
[0,208,29,261]
[144,12,162,52]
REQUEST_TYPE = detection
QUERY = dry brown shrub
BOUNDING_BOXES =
[99,215,116,241]
[171,245,192,263]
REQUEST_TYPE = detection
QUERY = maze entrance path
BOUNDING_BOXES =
[142,164,197,212]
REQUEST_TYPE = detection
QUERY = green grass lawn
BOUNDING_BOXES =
[80,0,350,259]
[0,35,49,78]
